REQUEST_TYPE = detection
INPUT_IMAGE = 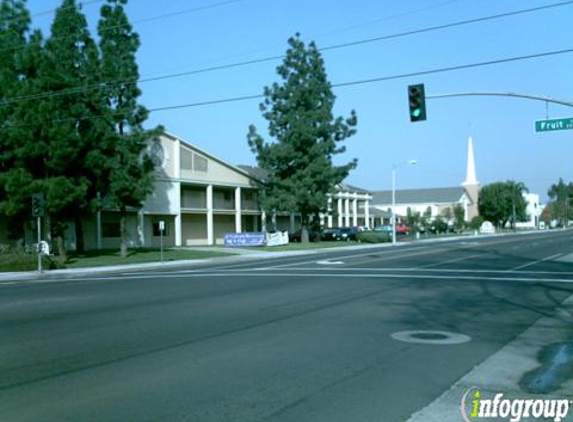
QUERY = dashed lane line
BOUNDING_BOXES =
[506,253,565,271]
[416,252,493,269]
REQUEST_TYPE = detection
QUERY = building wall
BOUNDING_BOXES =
[214,215,235,245]
[143,180,180,215]
[181,214,208,246]
[464,184,480,220]
[145,215,175,248]
[516,193,542,228]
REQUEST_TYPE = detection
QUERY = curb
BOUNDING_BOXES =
[0,230,552,283]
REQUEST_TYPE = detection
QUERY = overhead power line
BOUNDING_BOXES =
[1,0,572,107]
[5,0,106,21]
[320,0,573,53]
[147,47,573,113]
[0,0,255,56]
[2,46,571,132]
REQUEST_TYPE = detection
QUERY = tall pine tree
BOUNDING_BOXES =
[248,35,357,242]
[0,0,32,224]
[98,0,159,258]
[39,0,107,262]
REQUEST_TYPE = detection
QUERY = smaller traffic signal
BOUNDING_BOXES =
[31,193,45,218]
[408,84,426,122]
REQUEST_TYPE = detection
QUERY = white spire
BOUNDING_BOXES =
[462,136,478,186]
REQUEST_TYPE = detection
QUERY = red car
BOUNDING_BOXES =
[395,224,411,235]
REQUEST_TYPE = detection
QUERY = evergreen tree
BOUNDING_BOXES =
[98,0,159,258]
[0,0,31,216]
[248,35,357,242]
[37,0,107,263]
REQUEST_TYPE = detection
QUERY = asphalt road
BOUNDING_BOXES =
[1,231,573,422]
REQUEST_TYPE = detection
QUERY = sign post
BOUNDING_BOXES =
[535,117,573,132]
[31,193,45,274]
[159,220,165,263]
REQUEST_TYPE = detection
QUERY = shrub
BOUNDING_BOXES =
[469,216,485,231]
[357,231,391,243]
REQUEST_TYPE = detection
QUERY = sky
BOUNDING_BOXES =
[25,0,573,202]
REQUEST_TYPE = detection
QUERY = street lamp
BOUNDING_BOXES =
[392,159,418,245]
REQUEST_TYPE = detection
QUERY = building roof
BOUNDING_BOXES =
[338,182,371,195]
[164,131,258,181]
[236,165,268,182]
[371,187,470,205]
[236,165,371,195]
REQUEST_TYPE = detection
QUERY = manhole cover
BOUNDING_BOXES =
[391,330,471,345]
[410,332,450,340]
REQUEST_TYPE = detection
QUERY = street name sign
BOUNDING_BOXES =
[535,117,573,132]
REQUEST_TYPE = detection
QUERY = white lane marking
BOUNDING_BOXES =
[507,253,564,271]
[416,252,492,269]
[210,267,573,275]
[316,260,344,265]
[70,271,573,284]
[257,245,435,270]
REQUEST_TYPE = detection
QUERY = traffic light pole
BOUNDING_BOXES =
[37,216,42,274]
[425,92,573,108]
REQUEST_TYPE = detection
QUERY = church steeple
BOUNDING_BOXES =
[462,136,479,220]
[462,136,478,187]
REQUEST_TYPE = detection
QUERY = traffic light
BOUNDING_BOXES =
[31,193,44,218]
[408,83,426,122]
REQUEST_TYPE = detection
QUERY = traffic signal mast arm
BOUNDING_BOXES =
[425,92,573,108]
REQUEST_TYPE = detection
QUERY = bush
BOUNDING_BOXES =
[0,244,62,272]
[469,216,485,231]
[357,231,391,243]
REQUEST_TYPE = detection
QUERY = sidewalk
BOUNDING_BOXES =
[0,229,550,283]
[407,297,573,422]
[0,242,389,282]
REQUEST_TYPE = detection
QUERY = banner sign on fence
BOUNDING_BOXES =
[224,232,266,247]
[266,231,289,247]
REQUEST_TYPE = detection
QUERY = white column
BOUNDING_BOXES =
[174,212,182,246]
[327,197,333,228]
[364,200,370,228]
[352,195,358,226]
[235,187,242,233]
[137,210,145,247]
[261,210,267,232]
[344,198,350,227]
[337,197,343,227]
[173,181,182,247]
[207,185,214,245]
[174,139,182,246]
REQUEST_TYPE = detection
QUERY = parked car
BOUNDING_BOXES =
[374,225,393,233]
[321,228,341,241]
[320,227,358,241]
[337,227,359,241]
[395,223,411,235]
[288,229,319,242]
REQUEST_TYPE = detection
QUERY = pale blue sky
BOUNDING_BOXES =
[26,0,573,201]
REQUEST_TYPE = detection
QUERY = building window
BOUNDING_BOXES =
[194,154,208,172]
[102,222,121,238]
[180,148,193,170]
[153,222,170,237]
